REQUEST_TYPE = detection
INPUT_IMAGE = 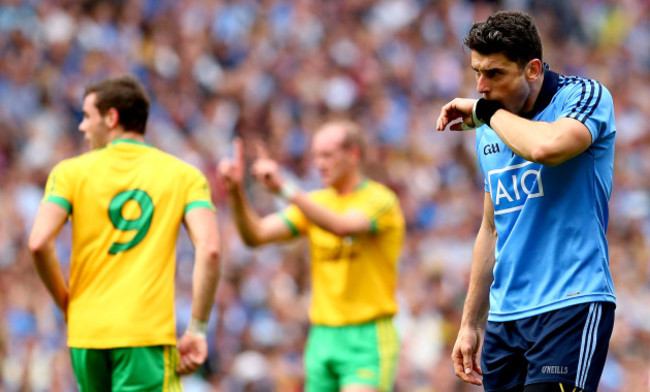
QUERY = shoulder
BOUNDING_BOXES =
[363,179,397,198]
[556,74,613,105]
[51,150,100,173]
[359,180,400,209]
[150,148,206,177]
[554,74,614,124]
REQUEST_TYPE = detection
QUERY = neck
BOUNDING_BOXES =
[109,130,144,143]
[333,171,363,194]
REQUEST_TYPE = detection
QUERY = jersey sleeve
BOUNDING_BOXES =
[183,167,216,214]
[280,204,309,237]
[558,80,615,143]
[354,188,401,235]
[42,160,74,214]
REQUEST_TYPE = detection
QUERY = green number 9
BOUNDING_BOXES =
[108,189,154,255]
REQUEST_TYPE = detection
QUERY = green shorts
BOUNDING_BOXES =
[70,345,182,392]
[305,317,400,392]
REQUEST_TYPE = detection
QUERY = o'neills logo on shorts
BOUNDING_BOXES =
[542,365,569,375]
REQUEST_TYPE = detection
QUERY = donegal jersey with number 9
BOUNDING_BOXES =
[42,139,215,349]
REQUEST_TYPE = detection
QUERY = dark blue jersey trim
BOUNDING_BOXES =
[581,81,603,124]
[575,79,596,122]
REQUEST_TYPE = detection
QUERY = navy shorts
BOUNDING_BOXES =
[482,302,615,392]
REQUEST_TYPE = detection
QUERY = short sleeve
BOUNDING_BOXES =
[354,190,400,234]
[280,204,308,237]
[183,168,216,214]
[558,80,614,143]
[43,161,73,214]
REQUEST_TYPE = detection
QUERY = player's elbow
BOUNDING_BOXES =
[330,226,353,237]
[327,221,361,237]
[241,235,263,248]
[28,234,53,257]
[206,246,220,264]
[201,242,220,264]
[196,243,221,274]
[529,144,565,167]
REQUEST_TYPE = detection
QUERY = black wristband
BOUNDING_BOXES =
[475,98,504,126]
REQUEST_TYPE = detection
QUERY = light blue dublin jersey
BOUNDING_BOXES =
[476,68,616,322]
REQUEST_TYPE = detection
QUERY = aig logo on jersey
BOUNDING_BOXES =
[488,161,544,215]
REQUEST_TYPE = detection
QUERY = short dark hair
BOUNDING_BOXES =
[84,75,150,134]
[464,10,543,68]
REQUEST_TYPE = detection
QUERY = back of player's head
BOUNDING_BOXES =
[84,75,150,134]
[464,10,543,68]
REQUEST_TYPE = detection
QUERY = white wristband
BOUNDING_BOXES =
[186,318,208,338]
[279,181,300,200]
[471,99,485,128]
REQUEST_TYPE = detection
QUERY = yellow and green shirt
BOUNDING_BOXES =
[281,179,405,326]
[43,139,215,349]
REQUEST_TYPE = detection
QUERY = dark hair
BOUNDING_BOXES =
[84,75,150,134]
[464,10,543,68]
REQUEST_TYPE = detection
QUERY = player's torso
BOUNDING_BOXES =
[476,76,617,320]
[306,181,404,325]
[65,141,192,347]
[70,141,186,266]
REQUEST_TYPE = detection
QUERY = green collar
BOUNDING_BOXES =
[354,178,369,191]
[110,138,151,147]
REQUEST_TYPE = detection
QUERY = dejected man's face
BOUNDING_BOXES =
[471,51,539,115]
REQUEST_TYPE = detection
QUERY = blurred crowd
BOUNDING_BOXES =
[0,0,648,390]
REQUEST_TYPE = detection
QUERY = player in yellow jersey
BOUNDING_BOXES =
[28,76,221,391]
[219,120,405,392]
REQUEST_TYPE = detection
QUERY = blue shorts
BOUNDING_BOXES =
[482,302,615,392]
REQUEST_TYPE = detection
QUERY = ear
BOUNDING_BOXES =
[104,108,120,129]
[349,145,362,165]
[525,59,543,82]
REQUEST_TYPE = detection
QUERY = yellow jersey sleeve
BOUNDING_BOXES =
[280,201,310,236]
[350,187,399,234]
[183,167,216,214]
[43,159,76,214]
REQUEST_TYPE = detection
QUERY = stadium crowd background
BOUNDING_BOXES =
[0,0,648,390]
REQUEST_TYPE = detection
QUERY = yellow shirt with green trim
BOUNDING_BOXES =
[281,179,405,326]
[42,139,215,348]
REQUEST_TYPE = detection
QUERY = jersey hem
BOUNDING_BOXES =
[68,337,177,349]
[487,294,616,322]
[311,312,397,327]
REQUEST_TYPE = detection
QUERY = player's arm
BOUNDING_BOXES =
[28,203,70,316]
[227,184,295,246]
[452,192,496,386]
[489,112,591,166]
[283,191,371,237]
[219,138,294,247]
[436,98,591,166]
[177,207,220,375]
[250,141,373,237]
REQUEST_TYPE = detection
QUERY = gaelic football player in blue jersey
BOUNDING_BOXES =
[436,10,616,392]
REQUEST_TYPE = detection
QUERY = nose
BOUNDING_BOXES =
[476,74,489,95]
